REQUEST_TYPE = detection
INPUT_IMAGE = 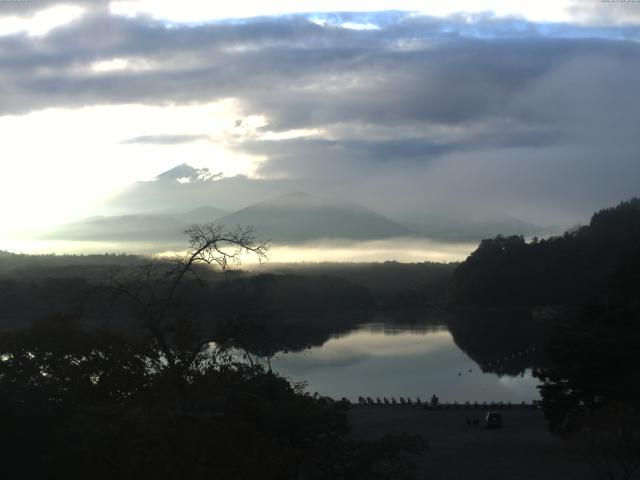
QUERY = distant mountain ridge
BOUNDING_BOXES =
[179,206,229,224]
[43,214,186,242]
[43,206,228,242]
[400,214,558,242]
[217,192,412,242]
[43,191,410,243]
[101,163,555,243]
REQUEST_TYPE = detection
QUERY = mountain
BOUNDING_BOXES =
[104,163,559,243]
[43,215,187,242]
[155,163,220,183]
[216,192,411,242]
[106,163,298,214]
[42,205,228,243]
[42,192,409,244]
[179,206,228,224]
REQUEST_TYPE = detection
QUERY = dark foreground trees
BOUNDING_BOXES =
[536,305,640,480]
[1,315,427,479]
[0,224,425,479]
[536,249,640,480]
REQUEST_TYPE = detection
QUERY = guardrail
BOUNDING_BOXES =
[347,397,541,410]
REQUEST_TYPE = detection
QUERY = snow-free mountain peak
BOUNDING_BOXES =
[218,192,411,242]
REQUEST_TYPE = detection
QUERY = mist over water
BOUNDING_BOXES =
[257,238,475,263]
[0,237,475,263]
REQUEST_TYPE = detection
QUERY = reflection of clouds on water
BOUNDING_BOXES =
[276,324,453,374]
[322,327,453,358]
[272,324,541,402]
[496,369,539,396]
[273,348,369,372]
[273,324,452,374]
[360,322,448,336]
[275,327,451,373]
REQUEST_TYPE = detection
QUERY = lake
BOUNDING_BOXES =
[268,321,541,403]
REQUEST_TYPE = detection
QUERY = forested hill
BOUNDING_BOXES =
[453,197,640,307]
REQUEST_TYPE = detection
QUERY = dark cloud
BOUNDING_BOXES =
[2,7,640,231]
[2,10,639,117]
[121,134,211,145]
[237,126,567,180]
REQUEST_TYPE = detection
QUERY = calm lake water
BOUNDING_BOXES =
[268,322,541,403]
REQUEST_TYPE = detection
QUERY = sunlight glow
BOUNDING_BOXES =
[155,239,476,264]
[0,100,263,237]
[90,57,156,73]
[340,22,381,31]
[263,238,475,263]
[258,128,323,141]
[91,58,130,72]
[0,5,85,37]
[0,237,474,264]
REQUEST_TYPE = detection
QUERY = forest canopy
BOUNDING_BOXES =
[453,198,640,307]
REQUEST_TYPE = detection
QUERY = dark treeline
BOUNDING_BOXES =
[258,261,456,308]
[450,197,640,477]
[0,251,456,306]
[453,197,640,307]
[0,272,374,353]
[0,256,456,332]
[0,276,92,329]
[0,250,141,277]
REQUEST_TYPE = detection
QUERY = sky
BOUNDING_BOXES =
[1,0,640,255]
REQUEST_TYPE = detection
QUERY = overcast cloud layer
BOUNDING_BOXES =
[2,2,640,238]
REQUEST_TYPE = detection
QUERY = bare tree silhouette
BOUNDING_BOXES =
[108,223,269,407]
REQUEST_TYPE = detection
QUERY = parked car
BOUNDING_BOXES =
[484,411,503,429]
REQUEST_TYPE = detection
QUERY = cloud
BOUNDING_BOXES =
[0,0,106,16]
[121,134,211,145]
[2,10,640,116]
[568,0,640,26]
[2,7,640,232]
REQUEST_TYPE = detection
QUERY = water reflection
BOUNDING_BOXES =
[270,322,540,403]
